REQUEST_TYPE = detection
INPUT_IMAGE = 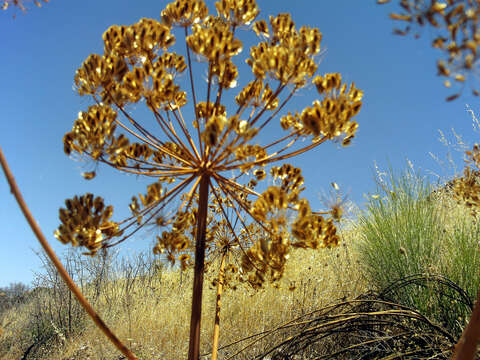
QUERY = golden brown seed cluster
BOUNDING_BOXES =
[154,210,196,269]
[247,13,322,85]
[452,167,480,214]
[379,0,480,99]
[54,194,120,255]
[57,0,362,287]
[450,144,480,216]
[74,19,186,109]
[240,232,289,288]
[63,105,118,160]
[187,18,243,62]
[215,0,259,26]
[280,73,362,139]
[161,0,209,27]
[235,80,279,109]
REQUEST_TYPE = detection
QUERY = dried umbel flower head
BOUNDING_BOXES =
[378,0,480,100]
[54,194,121,255]
[56,1,363,358]
[58,2,362,273]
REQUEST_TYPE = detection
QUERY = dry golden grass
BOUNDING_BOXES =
[2,182,477,360]
[2,181,479,359]
[427,186,480,277]
[0,225,365,360]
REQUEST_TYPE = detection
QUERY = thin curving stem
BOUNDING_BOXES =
[211,249,227,360]
[0,145,138,360]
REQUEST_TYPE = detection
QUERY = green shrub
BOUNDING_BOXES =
[357,166,439,287]
[356,165,480,337]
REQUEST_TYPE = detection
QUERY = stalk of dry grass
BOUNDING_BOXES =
[0,225,364,360]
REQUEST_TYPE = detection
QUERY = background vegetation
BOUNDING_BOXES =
[2,161,479,359]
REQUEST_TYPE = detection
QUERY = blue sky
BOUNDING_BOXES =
[1,0,478,288]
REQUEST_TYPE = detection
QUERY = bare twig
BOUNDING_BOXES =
[0,146,138,360]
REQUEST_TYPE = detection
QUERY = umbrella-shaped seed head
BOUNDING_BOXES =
[161,0,209,27]
[55,194,121,255]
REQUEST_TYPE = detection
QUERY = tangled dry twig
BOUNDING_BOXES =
[214,274,473,359]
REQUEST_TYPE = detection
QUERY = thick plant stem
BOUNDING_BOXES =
[188,174,210,360]
[0,146,138,360]
[452,290,480,359]
[211,250,227,360]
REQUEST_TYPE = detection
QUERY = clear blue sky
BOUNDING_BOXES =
[1,0,477,288]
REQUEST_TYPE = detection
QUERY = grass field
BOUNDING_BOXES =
[1,166,479,359]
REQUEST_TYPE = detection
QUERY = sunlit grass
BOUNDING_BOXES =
[2,165,480,359]
[356,166,480,337]
[0,226,364,360]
